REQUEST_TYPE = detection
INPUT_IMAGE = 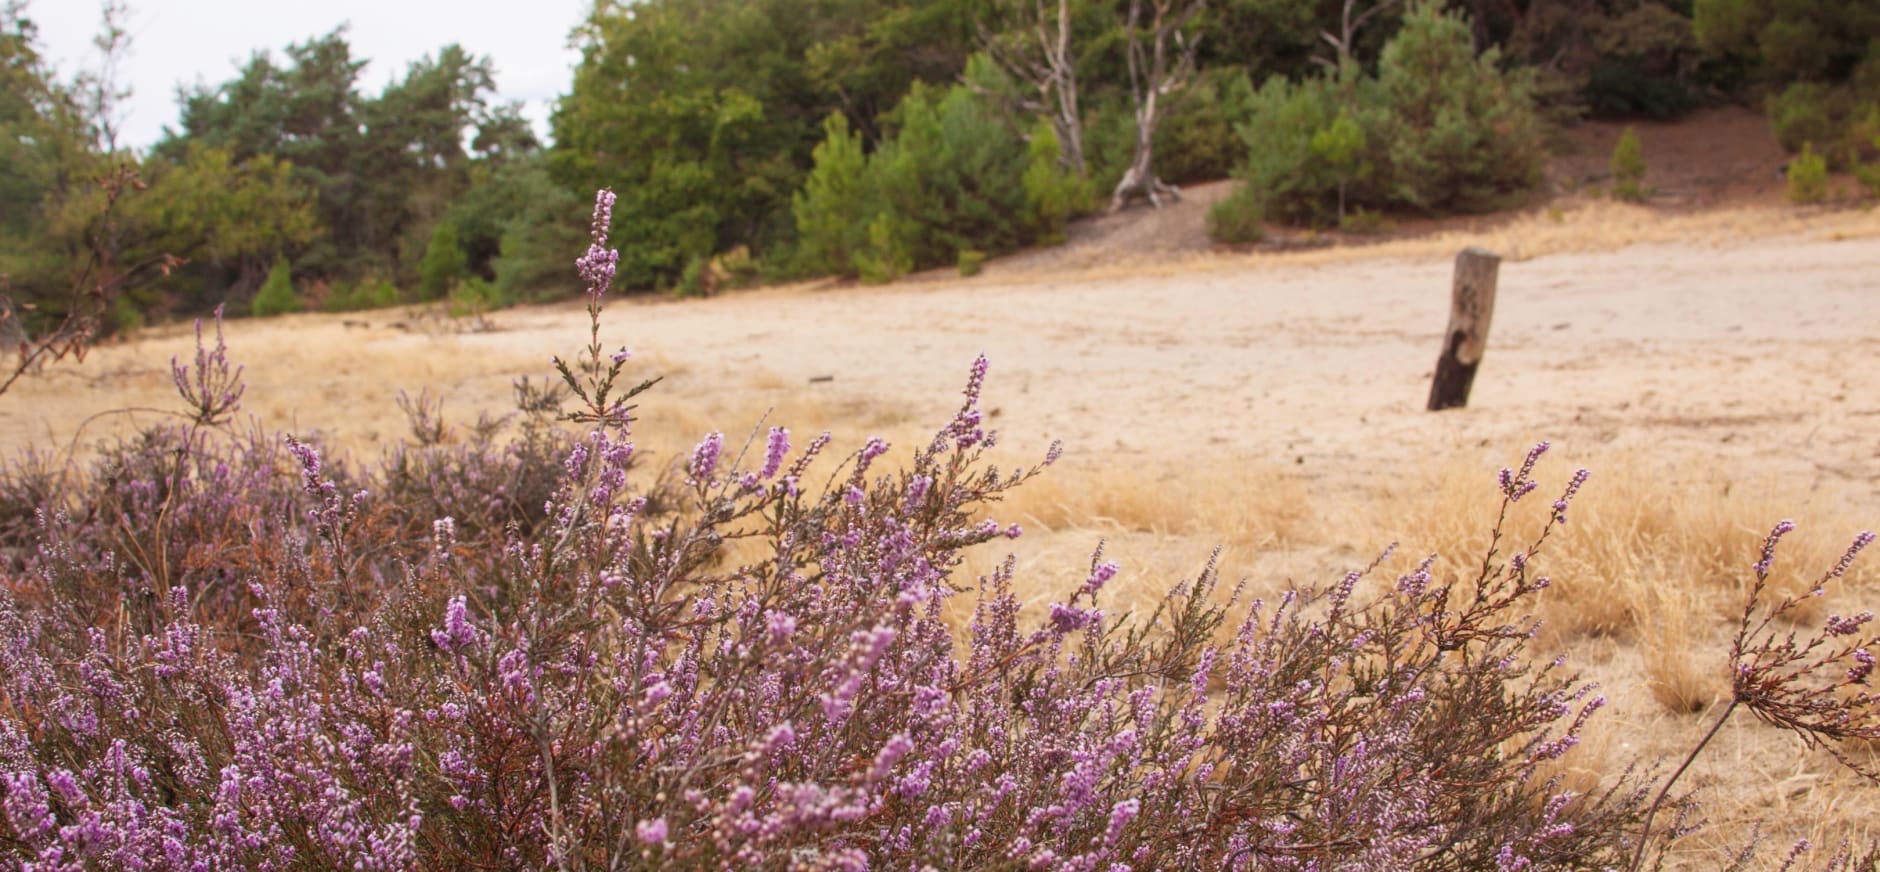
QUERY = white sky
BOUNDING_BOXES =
[28,0,595,151]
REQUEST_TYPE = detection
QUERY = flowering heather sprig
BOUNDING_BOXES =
[170,304,244,427]
[759,427,790,479]
[575,188,618,299]
[1632,524,1880,871]
[1754,518,1797,579]
[1498,441,1548,502]
[553,188,657,430]
[1552,467,1590,524]
[688,431,723,486]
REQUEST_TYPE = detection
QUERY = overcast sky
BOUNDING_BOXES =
[28,0,594,151]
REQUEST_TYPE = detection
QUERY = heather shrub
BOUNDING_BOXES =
[1611,126,1648,202]
[248,256,299,317]
[3,189,1877,869]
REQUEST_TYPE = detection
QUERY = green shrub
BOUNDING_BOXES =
[1857,162,1880,199]
[1233,74,1349,226]
[1787,142,1829,203]
[108,294,144,333]
[956,249,986,277]
[792,113,872,277]
[1340,206,1391,234]
[371,277,401,308]
[1610,126,1648,202]
[487,163,588,302]
[1206,183,1267,244]
[321,280,358,313]
[1227,1,1541,226]
[1152,69,1255,185]
[676,255,711,298]
[1768,83,1839,155]
[794,84,1036,282]
[447,277,505,318]
[1309,107,1367,223]
[250,257,301,318]
[855,213,914,284]
[418,221,467,302]
[1372,0,1546,213]
[1022,120,1086,246]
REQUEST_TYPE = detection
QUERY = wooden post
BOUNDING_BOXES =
[1427,247,1501,411]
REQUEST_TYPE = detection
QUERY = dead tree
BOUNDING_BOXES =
[1109,0,1204,212]
[1312,0,1402,72]
[978,0,1086,177]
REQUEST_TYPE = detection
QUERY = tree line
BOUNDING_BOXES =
[2,0,1876,330]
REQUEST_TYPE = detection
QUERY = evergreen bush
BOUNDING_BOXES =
[1787,142,1830,203]
[792,113,871,277]
[418,222,468,302]
[1372,0,1546,213]
[249,256,300,318]
[1611,126,1648,202]
[1206,182,1267,244]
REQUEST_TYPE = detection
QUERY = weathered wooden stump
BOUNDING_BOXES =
[1426,247,1501,411]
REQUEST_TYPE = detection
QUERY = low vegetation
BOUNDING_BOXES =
[2,192,1878,868]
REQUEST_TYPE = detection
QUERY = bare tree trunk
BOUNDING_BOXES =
[1108,0,1203,213]
[980,0,1087,176]
[1314,0,1402,72]
[1044,0,1085,176]
[1427,247,1501,411]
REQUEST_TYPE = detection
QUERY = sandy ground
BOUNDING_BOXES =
[16,208,1879,508]
[6,186,1880,862]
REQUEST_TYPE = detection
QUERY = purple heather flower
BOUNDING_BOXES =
[688,431,724,485]
[636,817,668,845]
[1850,649,1875,684]
[577,189,619,297]
[1049,603,1101,633]
[1754,519,1797,577]
[760,427,790,479]
[430,596,480,653]
[1831,531,1876,579]
[767,611,797,643]
[1825,612,1874,637]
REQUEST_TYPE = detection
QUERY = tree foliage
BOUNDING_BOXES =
[9,0,1880,321]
